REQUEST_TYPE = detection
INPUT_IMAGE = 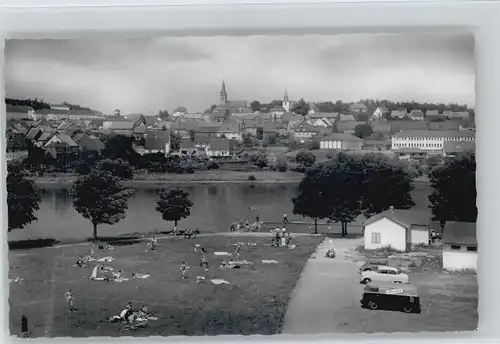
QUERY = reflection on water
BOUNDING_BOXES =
[7,183,432,242]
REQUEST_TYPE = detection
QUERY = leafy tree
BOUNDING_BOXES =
[425,155,442,171]
[155,188,193,227]
[96,158,134,180]
[6,162,41,231]
[243,133,254,147]
[354,123,373,139]
[250,101,261,112]
[296,150,316,167]
[358,153,415,218]
[292,98,310,116]
[204,104,218,113]
[71,169,133,241]
[428,151,476,227]
[158,110,170,119]
[101,135,140,165]
[292,168,332,234]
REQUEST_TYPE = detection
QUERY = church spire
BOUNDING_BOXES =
[284,88,289,102]
[220,79,228,104]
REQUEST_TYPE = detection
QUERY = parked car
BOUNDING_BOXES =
[360,283,421,314]
[360,265,409,284]
[358,262,399,273]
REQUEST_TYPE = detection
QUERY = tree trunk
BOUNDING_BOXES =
[314,218,318,234]
[344,222,349,237]
[175,220,178,227]
[92,222,98,242]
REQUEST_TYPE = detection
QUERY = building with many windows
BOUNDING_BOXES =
[391,130,475,151]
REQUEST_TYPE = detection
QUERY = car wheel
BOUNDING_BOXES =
[368,301,378,310]
[363,268,371,271]
[362,278,371,284]
[403,306,413,313]
[394,281,402,283]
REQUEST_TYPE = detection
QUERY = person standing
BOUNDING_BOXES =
[180,261,189,279]
[255,214,260,222]
[283,213,289,224]
[21,313,28,334]
[64,289,75,311]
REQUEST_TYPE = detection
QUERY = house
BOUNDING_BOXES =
[363,208,432,252]
[307,112,337,128]
[211,111,230,123]
[269,106,285,120]
[371,107,389,120]
[428,121,460,131]
[6,105,35,120]
[89,119,104,130]
[450,111,470,120]
[391,110,407,119]
[394,147,432,160]
[409,110,424,121]
[372,122,392,135]
[217,121,242,141]
[442,222,477,271]
[194,125,222,140]
[292,122,321,142]
[336,120,365,134]
[44,132,79,158]
[34,108,71,121]
[319,133,363,150]
[390,120,428,133]
[338,114,355,122]
[280,112,304,131]
[26,128,43,142]
[72,133,105,153]
[349,103,368,113]
[207,138,234,158]
[442,141,475,157]
[307,117,333,128]
[392,130,475,150]
[425,110,439,118]
[262,121,280,140]
[142,130,171,156]
[35,131,54,147]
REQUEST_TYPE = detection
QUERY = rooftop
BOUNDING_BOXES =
[443,221,477,246]
[321,133,363,141]
[392,130,475,138]
[364,208,431,228]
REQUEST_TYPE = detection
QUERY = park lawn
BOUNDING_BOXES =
[9,235,323,337]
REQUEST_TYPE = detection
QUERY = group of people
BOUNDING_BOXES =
[271,227,293,248]
[109,302,155,328]
[229,217,262,233]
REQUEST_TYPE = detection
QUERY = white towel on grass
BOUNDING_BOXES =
[262,260,278,264]
[211,279,230,285]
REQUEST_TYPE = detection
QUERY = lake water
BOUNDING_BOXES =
[7,182,432,242]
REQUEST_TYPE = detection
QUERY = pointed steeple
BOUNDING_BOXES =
[284,89,289,102]
[220,79,228,104]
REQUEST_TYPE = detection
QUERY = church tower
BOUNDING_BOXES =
[283,89,291,112]
[220,80,228,104]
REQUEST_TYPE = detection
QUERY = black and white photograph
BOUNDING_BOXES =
[5,32,477,337]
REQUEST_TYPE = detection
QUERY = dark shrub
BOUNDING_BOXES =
[248,175,256,181]
[207,161,220,170]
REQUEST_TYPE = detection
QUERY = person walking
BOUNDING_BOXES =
[283,213,289,224]
[21,313,28,333]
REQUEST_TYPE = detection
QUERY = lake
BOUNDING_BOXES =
[7,182,433,242]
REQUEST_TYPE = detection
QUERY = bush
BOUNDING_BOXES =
[296,150,316,167]
[207,161,220,170]
[248,175,256,181]
[277,163,287,172]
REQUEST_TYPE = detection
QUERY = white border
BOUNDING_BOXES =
[0,0,498,343]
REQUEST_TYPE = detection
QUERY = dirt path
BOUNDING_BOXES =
[282,237,364,334]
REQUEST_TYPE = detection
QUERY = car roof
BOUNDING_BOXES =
[375,265,398,270]
[364,283,419,296]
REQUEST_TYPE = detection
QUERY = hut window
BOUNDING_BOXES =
[466,246,477,252]
[450,245,461,250]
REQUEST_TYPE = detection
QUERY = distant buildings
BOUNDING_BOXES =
[391,130,475,151]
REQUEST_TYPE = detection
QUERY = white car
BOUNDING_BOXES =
[360,265,410,284]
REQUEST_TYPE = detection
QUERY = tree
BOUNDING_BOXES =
[428,151,476,227]
[425,155,442,172]
[292,99,310,116]
[101,135,140,166]
[358,153,415,218]
[243,133,254,147]
[158,110,170,120]
[155,188,193,227]
[7,162,41,231]
[204,104,218,113]
[71,169,133,241]
[292,168,332,234]
[250,101,261,112]
[296,150,316,167]
[355,112,369,122]
[354,123,373,139]
[75,150,101,174]
[250,152,268,168]
[96,158,134,180]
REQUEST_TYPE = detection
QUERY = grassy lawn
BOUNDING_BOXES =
[9,235,323,337]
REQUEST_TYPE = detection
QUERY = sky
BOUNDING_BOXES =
[4,33,475,115]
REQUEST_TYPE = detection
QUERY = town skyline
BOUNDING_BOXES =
[5,33,475,115]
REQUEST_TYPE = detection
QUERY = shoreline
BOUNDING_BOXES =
[31,171,430,187]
